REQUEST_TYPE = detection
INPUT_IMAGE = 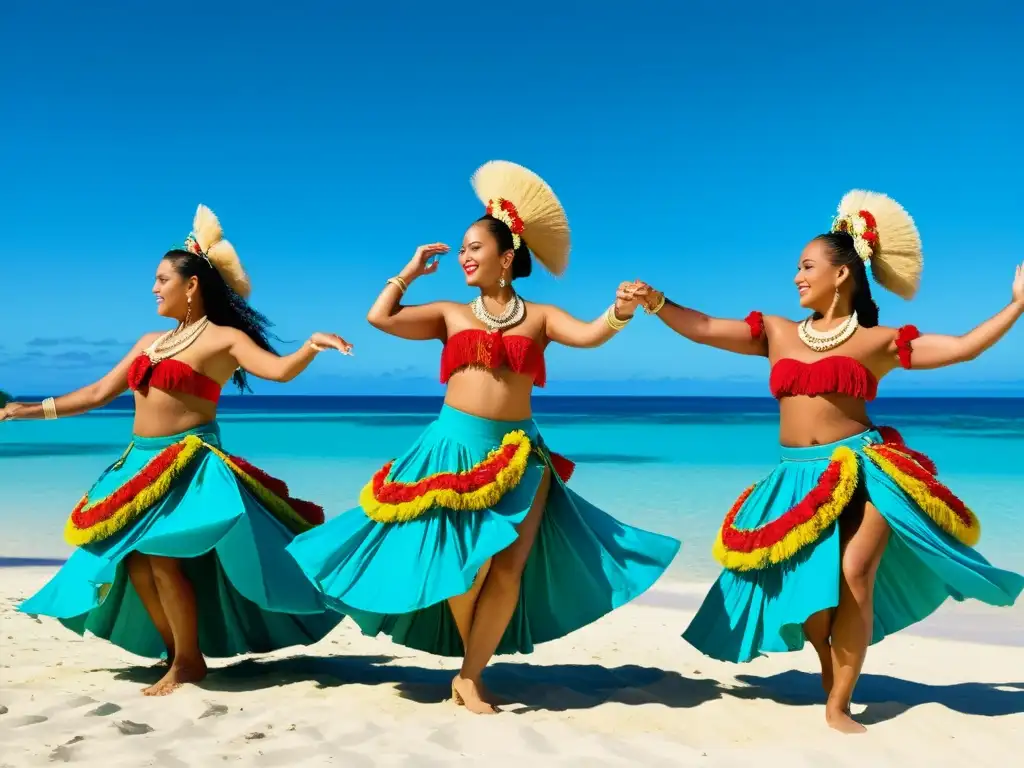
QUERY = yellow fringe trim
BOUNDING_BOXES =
[205,444,317,534]
[863,446,981,547]
[360,431,533,524]
[713,446,860,571]
[64,435,206,547]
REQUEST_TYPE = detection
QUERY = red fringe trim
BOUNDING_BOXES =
[372,441,522,504]
[744,311,764,340]
[720,459,843,552]
[769,357,878,401]
[895,325,920,370]
[69,442,188,530]
[549,452,575,483]
[226,453,325,526]
[876,425,939,475]
[440,330,546,387]
[871,445,971,527]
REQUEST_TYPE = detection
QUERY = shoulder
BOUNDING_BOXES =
[136,331,162,348]
[762,314,796,329]
[756,313,796,339]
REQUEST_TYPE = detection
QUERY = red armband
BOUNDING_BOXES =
[895,325,920,369]
[744,311,765,340]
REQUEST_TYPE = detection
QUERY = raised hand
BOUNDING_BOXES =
[614,280,649,317]
[1012,261,1024,306]
[402,243,450,281]
[309,332,354,356]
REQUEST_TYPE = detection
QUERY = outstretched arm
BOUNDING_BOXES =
[0,333,159,421]
[366,243,452,341]
[544,282,642,348]
[893,263,1024,371]
[639,285,769,356]
[229,331,352,383]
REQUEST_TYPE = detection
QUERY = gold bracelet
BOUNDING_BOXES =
[604,305,632,331]
[645,293,667,315]
[42,397,58,420]
[386,276,408,294]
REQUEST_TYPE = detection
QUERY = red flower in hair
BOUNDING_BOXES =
[861,230,878,242]
[859,210,877,229]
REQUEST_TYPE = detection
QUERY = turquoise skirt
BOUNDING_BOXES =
[19,423,342,659]
[683,427,1023,662]
[286,405,681,656]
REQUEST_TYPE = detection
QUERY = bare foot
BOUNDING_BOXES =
[451,675,498,715]
[143,658,207,696]
[825,707,866,734]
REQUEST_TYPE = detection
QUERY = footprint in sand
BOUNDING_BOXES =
[49,736,87,763]
[199,702,228,719]
[10,714,47,727]
[86,702,122,717]
[113,720,154,735]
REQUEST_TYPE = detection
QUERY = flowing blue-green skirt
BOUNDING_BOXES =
[683,428,1023,662]
[286,405,681,656]
[19,423,342,659]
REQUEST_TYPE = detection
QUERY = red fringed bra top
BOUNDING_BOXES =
[743,311,921,403]
[127,356,222,404]
[440,329,546,387]
[770,357,878,400]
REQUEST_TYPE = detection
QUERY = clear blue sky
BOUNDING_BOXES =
[1,1,1022,396]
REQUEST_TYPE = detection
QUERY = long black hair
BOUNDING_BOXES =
[813,233,880,327]
[162,250,277,392]
[476,215,533,279]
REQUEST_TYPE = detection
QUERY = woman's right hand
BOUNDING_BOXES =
[401,243,450,282]
[634,281,664,312]
[0,402,25,422]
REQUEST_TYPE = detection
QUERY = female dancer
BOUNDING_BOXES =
[633,190,1024,733]
[2,205,353,696]
[287,161,680,714]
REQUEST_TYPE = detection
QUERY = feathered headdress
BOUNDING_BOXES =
[831,190,922,299]
[471,161,571,276]
[179,205,251,299]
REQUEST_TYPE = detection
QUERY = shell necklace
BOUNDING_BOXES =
[144,316,210,363]
[471,293,525,331]
[798,312,858,352]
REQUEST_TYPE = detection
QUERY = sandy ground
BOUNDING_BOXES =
[2,567,1022,767]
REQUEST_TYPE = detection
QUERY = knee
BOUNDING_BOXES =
[841,558,875,594]
[488,553,526,588]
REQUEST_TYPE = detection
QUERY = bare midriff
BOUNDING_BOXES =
[777,394,873,447]
[130,389,219,437]
[443,367,537,422]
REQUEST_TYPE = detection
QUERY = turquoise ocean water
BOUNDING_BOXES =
[2,396,1022,585]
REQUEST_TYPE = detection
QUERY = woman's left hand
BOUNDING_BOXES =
[614,280,648,318]
[310,332,354,355]
[1012,261,1024,306]
[0,402,25,422]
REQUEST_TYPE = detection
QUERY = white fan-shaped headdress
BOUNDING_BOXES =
[831,190,922,300]
[179,205,251,298]
[471,161,571,276]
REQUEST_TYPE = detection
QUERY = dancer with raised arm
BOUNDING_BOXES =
[635,190,1023,733]
[2,205,353,696]
[287,161,680,714]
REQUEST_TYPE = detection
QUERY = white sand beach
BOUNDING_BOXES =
[2,567,1022,767]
